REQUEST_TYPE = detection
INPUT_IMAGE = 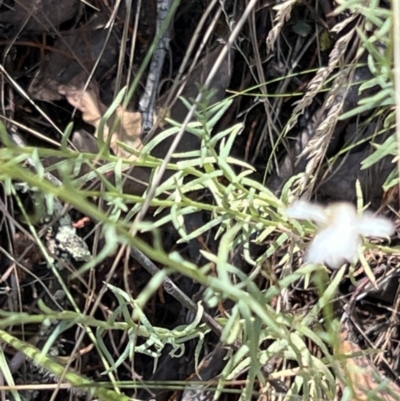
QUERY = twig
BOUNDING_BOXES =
[139,0,172,137]
[130,245,225,338]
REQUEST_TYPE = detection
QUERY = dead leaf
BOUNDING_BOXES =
[58,83,142,159]
[336,317,400,401]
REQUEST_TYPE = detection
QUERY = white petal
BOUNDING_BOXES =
[286,200,327,225]
[357,214,395,238]
[324,203,358,228]
[305,226,360,269]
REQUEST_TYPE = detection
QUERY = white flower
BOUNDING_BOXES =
[286,201,395,269]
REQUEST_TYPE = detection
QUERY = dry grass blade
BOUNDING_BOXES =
[266,0,297,51]
[293,27,355,116]
[296,68,355,196]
